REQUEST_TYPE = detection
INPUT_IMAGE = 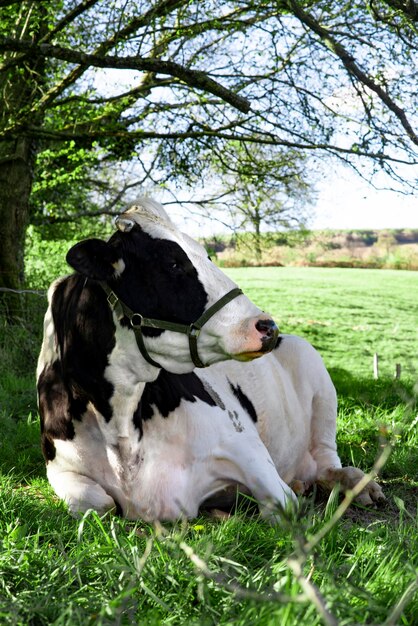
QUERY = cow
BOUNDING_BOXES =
[37,198,385,522]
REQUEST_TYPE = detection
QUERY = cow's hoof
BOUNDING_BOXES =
[318,466,386,507]
[289,479,312,495]
[205,508,232,520]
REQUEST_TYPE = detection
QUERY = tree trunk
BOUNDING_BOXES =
[254,211,262,264]
[0,137,36,318]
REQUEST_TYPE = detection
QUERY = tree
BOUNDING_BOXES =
[168,142,314,262]
[375,229,397,254]
[0,0,417,302]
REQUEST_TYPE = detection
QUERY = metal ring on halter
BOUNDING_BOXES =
[130,313,144,329]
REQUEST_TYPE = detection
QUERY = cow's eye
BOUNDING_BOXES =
[170,261,185,274]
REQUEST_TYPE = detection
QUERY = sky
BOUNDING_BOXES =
[310,173,418,231]
[169,171,418,237]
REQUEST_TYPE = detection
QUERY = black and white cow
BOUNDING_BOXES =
[37,198,385,521]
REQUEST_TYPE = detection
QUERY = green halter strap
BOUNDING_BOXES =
[99,282,243,369]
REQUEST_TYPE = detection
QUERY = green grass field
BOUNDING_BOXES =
[1,267,417,625]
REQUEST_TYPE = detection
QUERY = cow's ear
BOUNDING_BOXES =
[66,238,124,280]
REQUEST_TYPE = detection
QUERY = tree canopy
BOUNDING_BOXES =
[0,0,417,294]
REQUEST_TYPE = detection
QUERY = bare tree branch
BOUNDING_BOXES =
[15,124,416,165]
[379,0,418,20]
[287,0,418,145]
[39,0,102,44]
[0,38,251,113]
[0,0,192,114]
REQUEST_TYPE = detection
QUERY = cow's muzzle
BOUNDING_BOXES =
[233,317,279,361]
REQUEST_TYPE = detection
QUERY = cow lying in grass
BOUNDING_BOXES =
[37,198,385,521]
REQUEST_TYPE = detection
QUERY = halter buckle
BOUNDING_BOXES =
[188,324,201,339]
[106,290,120,310]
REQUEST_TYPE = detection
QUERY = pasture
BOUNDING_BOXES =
[0,267,417,625]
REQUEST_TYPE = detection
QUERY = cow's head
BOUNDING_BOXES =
[66,198,278,374]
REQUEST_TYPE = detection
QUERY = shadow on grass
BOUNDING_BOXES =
[328,368,418,506]
[0,413,45,478]
[328,366,416,410]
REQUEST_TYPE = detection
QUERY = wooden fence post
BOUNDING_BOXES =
[373,353,379,379]
[394,364,401,379]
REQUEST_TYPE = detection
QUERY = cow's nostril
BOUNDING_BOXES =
[255,319,278,338]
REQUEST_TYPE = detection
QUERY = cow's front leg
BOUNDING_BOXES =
[247,467,298,523]
[317,466,386,506]
[308,391,385,506]
[48,469,117,517]
[214,439,298,523]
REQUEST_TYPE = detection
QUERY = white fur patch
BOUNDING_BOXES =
[112,258,125,277]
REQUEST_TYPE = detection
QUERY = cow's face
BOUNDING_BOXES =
[66,198,278,374]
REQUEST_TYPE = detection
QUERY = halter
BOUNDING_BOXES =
[99,282,243,369]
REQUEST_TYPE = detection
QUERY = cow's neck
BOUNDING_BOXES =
[103,321,161,439]
[108,381,146,440]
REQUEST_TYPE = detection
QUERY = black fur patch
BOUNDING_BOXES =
[229,382,258,423]
[134,370,217,427]
[275,335,283,350]
[41,435,57,462]
[38,361,77,462]
[113,500,123,517]
[38,277,116,462]
[51,276,115,421]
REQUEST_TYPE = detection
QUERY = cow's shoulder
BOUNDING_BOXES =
[38,276,117,463]
[272,334,335,397]
[273,334,326,367]
[50,275,115,418]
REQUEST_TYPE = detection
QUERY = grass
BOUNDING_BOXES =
[1,267,417,625]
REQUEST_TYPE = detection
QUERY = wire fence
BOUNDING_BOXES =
[0,286,46,297]
[0,289,47,416]
[0,287,48,334]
